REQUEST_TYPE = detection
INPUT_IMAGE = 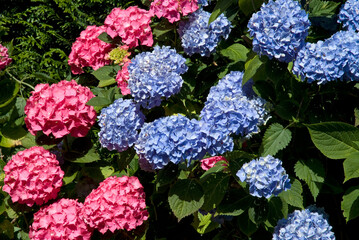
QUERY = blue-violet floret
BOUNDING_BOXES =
[236,155,291,198]
[98,98,145,152]
[338,0,359,31]
[178,9,231,57]
[247,0,310,62]
[273,207,335,240]
[127,45,188,109]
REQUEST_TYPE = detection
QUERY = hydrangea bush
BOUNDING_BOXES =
[1,0,359,239]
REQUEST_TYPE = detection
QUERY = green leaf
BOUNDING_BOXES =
[309,0,340,17]
[192,211,219,235]
[343,152,359,183]
[294,159,325,201]
[266,197,288,228]
[237,211,258,236]
[21,132,37,148]
[208,0,237,24]
[220,44,249,62]
[200,164,226,180]
[86,96,111,107]
[33,72,57,83]
[355,108,359,127]
[0,78,20,108]
[63,166,79,185]
[98,32,113,43]
[168,179,204,221]
[0,220,14,239]
[279,179,304,209]
[243,54,264,86]
[260,123,292,157]
[100,166,115,178]
[0,131,22,148]
[201,172,230,211]
[92,65,118,87]
[70,148,100,163]
[341,186,359,222]
[238,0,265,16]
[217,190,253,216]
[306,122,359,159]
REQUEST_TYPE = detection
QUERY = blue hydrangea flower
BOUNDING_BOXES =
[236,155,291,198]
[127,45,188,109]
[200,71,268,138]
[293,30,359,84]
[135,115,208,170]
[248,0,310,62]
[98,98,145,152]
[178,9,232,57]
[197,0,210,6]
[273,207,336,240]
[338,0,359,31]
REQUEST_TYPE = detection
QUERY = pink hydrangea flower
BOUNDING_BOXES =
[2,146,64,207]
[0,43,12,70]
[82,176,149,234]
[68,25,113,74]
[200,156,228,171]
[116,61,131,95]
[29,198,92,240]
[104,6,154,48]
[150,0,199,23]
[24,80,97,139]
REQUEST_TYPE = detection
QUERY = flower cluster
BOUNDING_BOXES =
[338,0,359,31]
[293,30,359,84]
[29,199,92,240]
[105,6,153,48]
[24,80,97,138]
[135,115,208,170]
[197,0,209,6]
[98,98,145,152]
[200,156,228,171]
[178,9,232,56]
[82,176,148,233]
[2,147,64,207]
[236,155,291,198]
[273,207,336,239]
[108,45,132,95]
[247,0,310,62]
[127,46,188,109]
[68,25,113,74]
[200,71,268,138]
[150,0,198,23]
[0,43,12,70]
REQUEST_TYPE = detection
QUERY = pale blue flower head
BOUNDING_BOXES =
[338,0,359,31]
[236,155,291,198]
[127,45,188,109]
[178,9,232,57]
[248,0,310,62]
[273,207,336,240]
[98,98,145,152]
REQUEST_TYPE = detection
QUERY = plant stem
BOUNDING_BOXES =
[6,71,35,90]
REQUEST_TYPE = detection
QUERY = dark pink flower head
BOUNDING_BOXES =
[82,176,149,234]
[108,45,131,95]
[0,43,12,70]
[150,0,199,23]
[24,80,97,139]
[200,156,228,171]
[29,198,92,240]
[116,61,131,95]
[104,6,154,48]
[68,25,113,74]
[2,146,64,207]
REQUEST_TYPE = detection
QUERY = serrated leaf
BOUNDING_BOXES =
[98,32,113,43]
[192,212,219,235]
[98,79,117,88]
[208,0,237,24]
[309,0,340,17]
[100,166,115,178]
[343,152,359,183]
[294,159,325,201]
[243,54,264,86]
[70,148,100,163]
[220,44,249,62]
[279,179,304,209]
[168,179,204,221]
[341,186,359,222]
[0,131,22,148]
[260,123,292,157]
[200,172,230,211]
[92,65,118,86]
[86,96,111,107]
[306,122,359,159]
